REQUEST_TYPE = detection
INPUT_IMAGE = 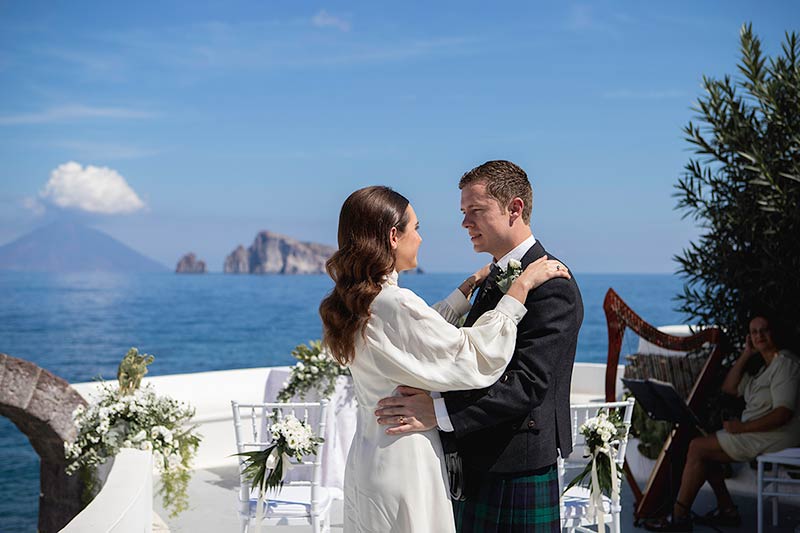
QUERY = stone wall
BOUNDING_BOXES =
[0,353,87,532]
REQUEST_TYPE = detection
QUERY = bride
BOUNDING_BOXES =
[319,186,569,532]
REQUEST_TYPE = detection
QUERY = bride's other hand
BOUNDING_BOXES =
[472,263,492,284]
[375,386,437,434]
[459,263,492,297]
[506,256,570,303]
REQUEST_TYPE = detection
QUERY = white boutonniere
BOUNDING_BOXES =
[495,259,523,293]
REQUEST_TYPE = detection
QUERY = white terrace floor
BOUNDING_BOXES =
[155,463,800,532]
[71,363,800,532]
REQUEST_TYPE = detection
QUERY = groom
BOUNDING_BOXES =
[375,160,583,531]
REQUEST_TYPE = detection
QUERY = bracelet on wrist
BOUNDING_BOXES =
[460,277,477,297]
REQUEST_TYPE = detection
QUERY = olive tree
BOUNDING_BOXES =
[675,23,800,345]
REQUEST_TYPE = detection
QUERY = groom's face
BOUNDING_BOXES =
[460,181,510,258]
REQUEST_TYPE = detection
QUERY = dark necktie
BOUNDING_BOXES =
[474,263,502,305]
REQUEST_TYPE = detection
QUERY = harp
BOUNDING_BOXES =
[603,288,727,521]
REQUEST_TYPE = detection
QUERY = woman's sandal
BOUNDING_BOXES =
[643,501,693,532]
[694,505,741,527]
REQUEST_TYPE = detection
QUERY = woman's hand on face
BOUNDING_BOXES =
[741,334,756,359]
[471,263,493,285]
[512,255,570,292]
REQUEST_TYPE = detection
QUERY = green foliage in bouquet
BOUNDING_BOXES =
[64,348,201,517]
[117,347,154,395]
[277,340,350,402]
[235,413,324,495]
[674,24,800,345]
[565,409,627,497]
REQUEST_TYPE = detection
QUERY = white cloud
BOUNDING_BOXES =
[40,161,146,214]
[0,104,157,125]
[46,20,468,73]
[311,10,351,32]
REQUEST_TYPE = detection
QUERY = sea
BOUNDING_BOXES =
[0,271,686,531]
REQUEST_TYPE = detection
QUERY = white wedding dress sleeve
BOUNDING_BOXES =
[431,287,472,325]
[343,273,526,533]
[364,284,525,392]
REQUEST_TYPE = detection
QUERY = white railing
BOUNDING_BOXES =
[60,448,153,533]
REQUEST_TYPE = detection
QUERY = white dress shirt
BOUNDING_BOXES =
[432,234,537,431]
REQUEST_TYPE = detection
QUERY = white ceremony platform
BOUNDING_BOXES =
[71,362,800,532]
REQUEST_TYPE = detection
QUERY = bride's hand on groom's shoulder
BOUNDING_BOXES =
[514,256,570,292]
[375,386,437,435]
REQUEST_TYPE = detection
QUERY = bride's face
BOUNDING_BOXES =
[392,205,422,272]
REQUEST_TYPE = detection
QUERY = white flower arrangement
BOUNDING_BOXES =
[495,258,523,293]
[277,340,350,402]
[565,409,627,527]
[64,349,201,517]
[238,413,322,489]
[236,413,323,527]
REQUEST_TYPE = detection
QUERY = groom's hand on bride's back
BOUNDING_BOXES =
[375,386,437,435]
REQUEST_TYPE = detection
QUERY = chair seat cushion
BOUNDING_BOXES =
[561,486,621,520]
[246,485,332,518]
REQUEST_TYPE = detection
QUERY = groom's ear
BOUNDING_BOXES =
[389,226,399,249]
[508,197,524,223]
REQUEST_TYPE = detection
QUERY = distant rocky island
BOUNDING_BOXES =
[0,221,167,273]
[224,230,336,274]
[175,253,207,274]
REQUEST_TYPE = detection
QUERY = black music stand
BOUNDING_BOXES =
[623,377,710,524]
[622,378,706,436]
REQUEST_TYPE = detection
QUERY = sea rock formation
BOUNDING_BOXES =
[224,245,250,273]
[224,231,336,274]
[175,253,207,274]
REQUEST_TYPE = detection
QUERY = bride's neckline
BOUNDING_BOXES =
[382,271,399,286]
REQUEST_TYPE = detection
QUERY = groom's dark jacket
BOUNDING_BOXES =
[441,241,583,475]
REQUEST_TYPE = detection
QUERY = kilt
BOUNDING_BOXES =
[453,464,560,533]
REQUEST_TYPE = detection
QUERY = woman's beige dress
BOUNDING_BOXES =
[342,271,526,533]
[717,349,800,461]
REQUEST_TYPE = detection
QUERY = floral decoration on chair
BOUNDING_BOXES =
[235,413,324,529]
[565,409,627,527]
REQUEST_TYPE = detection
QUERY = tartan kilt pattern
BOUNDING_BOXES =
[453,465,560,533]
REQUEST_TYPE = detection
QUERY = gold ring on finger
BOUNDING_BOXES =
[399,416,406,424]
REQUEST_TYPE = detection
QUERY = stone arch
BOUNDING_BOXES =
[0,353,87,532]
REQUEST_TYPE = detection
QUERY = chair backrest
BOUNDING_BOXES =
[558,399,635,495]
[231,400,329,514]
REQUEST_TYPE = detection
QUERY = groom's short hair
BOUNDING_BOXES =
[459,160,533,223]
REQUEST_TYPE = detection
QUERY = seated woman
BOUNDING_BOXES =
[647,315,800,532]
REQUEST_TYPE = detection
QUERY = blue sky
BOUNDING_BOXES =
[1,1,797,272]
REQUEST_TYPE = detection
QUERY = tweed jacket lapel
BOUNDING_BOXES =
[463,241,546,326]
[520,240,547,270]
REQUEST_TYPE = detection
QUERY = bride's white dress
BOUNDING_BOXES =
[343,272,526,532]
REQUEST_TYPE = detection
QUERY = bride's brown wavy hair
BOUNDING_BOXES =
[319,186,410,365]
